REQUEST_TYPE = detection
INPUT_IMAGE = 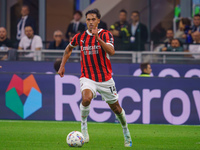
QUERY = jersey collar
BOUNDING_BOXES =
[86,29,103,36]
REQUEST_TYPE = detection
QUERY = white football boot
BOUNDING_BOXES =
[123,128,132,147]
[81,122,89,143]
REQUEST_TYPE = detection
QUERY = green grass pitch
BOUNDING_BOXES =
[0,120,200,150]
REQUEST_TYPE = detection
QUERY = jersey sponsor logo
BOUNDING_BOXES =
[81,45,101,55]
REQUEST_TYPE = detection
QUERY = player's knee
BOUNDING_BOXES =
[82,97,92,106]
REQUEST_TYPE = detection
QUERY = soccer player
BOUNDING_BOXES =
[58,9,132,147]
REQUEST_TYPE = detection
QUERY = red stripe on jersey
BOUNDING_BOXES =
[98,49,110,80]
[70,33,80,46]
[95,32,106,81]
[84,34,95,80]
[88,36,99,82]
[97,30,112,81]
[84,35,92,80]
[102,32,112,80]
[92,38,102,82]
[103,31,113,74]
[102,32,110,74]
[86,36,96,81]
[80,32,88,78]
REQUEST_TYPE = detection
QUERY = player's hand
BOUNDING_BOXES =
[58,66,65,77]
[92,27,99,40]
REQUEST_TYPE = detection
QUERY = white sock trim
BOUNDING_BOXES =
[80,103,90,123]
[80,103,90,110]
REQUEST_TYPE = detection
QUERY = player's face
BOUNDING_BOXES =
[144,64,152,74]
[86,13,100,31]
[25,26,34,38]
[0,27,7,39]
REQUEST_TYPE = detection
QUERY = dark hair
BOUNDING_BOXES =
[180,18,191,26]
[171,38,182,46]
[120,9,127,15]
[74,10,82,17]
[140,63,150,72]
[166,28,173,32]
[85,9,101,19]
[132,10,140,16]
[22,4,30,11]
[24,25,33,30]
[54,59,62,72]
[194,14,200,18]
[166,29,173,34]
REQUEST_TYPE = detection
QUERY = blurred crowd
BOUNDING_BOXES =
[0,5,200,61]
[154,14,200,59]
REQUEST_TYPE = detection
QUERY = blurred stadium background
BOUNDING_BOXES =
[0,0,200,149]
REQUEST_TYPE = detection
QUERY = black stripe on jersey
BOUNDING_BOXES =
[102,33,109,73]
[80,33,86,76]
[89,36,99,82]
[99,32,104,40]
[71,35,77,46]
[83,33,92,79]
[95,39,105,81]
[103,32,107,42]
[77,33,82,46]
[108,32,113,44]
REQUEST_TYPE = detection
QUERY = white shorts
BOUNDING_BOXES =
[80,77,119,104]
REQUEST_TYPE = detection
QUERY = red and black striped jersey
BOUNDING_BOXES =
[69,29,114,82]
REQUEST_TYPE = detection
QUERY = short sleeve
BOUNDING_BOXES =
[18,38,24,48]
[69,33,80,47]
[102,31,114,47]
[35,36,43,48]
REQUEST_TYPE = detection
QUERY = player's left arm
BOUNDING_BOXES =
[92,27,115,56]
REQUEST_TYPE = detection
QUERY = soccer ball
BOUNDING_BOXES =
[66,131,84,147]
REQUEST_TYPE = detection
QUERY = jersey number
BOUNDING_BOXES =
[109,86,116,94]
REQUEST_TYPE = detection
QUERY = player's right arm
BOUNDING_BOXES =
[58,33,80,77]
[58,45,73,77]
